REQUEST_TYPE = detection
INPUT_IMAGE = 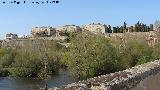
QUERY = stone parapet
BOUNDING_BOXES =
[50,60,160,90]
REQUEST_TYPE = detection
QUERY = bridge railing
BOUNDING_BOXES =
[50,60,160,90]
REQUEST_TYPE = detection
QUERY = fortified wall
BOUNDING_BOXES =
[50,59,160,90]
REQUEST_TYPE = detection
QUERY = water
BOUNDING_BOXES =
[0,69,78,90]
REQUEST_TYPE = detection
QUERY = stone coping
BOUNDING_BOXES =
[50,60,160,90]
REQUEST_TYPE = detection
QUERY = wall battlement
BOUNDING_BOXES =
[50,60,160,90]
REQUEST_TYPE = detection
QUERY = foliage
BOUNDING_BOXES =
[0,40,62,78]
[0,29,160,79]
[112,37,154,68]
[64,32,80,43]
[9,49,42,77]
[0,48,15,68]
[0,48,15,76]
[152,43,160,59]
[0,68,9,77]
[64,32,123,79]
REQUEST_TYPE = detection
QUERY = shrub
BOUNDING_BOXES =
[152,43,160,59]
[8,40,62,78]
[64,32,123,79]
[119,38,153,67]
[9,49,42,77]
[0,48,15,76]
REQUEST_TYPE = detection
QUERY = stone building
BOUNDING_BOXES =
[82,23,108,34]
[19,35,32,39]
[31,26,56,37]
[6,33,18,40]
[127,26,134,32]
[147,32,158,46]
[56,25,82,32]
[56,25,82,36]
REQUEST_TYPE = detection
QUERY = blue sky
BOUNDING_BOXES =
[0,0,160,39]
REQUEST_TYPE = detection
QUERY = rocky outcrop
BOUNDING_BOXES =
[50,60,160,90]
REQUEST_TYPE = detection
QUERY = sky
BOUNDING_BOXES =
[0,0,160,39]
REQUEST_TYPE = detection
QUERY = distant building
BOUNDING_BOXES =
[19,35,31,39]
[56,25,82,36]
[31,26,56,37]
[82,23,108,34]
[147,32,158,46]
[127,26,134,32]
[57,25,82,32]
[6,33,18,40]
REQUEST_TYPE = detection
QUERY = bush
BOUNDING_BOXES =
[118,38,153,67]
[7,40,62,78]
[0,68,9,77]
[0,48,15,77]
[64,32,123,79]
[152,43,160,59]
[0,53,15,68]
[9,49,42,77]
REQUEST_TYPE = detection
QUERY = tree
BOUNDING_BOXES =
[9,46,42,77]
[119,38,153,67]
[0,48,15,68]
[64,32,122,79]
[123,21,127,30]
[0,48,15,76]
[8,39,62,78]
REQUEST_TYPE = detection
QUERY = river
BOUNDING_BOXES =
[0,69,78,90]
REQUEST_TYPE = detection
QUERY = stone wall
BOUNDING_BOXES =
[50,60,160,90]
[132,72,160,90]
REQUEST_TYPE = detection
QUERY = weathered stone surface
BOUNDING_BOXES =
[50,60,160,90]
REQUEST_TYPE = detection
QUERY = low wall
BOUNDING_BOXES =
[132,72,160,90]
[50,60,160,90]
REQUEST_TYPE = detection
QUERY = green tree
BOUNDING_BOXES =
[0,48,15,68]
[0,48,15,76]
[9,48,42,77]
[120,39,153,67]
[64,32,122,79]
[8,39,62,78]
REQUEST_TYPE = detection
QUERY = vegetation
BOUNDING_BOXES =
[63,32,123,78]
[111,21,153,33]
[0,40,63,79]
[63,32,158,79]
[0,22,160,79]
[118,38,153,67]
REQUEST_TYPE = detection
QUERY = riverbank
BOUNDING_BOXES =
[0,69,78,90]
